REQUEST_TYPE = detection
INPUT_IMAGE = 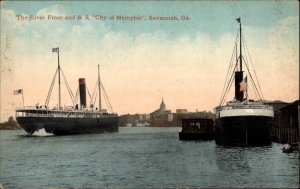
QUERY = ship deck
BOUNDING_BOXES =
[215,100,274,118]
[216,100,273,111]
[16,107,118,119]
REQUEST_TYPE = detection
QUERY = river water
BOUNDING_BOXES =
[0,127,299,188]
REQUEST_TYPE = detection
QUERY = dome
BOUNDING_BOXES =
[160,98,166,110]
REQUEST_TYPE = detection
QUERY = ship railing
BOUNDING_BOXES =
[15,109,117,118]
[16,106,40,110]
[216,104,273,111]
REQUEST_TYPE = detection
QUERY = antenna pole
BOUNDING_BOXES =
[98,64,101,111]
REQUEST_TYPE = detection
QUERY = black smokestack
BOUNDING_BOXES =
[79,78,86,108]
[235,71,244,101]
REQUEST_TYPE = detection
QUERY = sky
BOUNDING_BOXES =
[0,0,299,122]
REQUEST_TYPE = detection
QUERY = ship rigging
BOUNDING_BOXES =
[215,18,274,146]
[15,48,118,135]
[218,18,265,105]
[45,48,114,113]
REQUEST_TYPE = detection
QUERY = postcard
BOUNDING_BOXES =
[0,1,299,188]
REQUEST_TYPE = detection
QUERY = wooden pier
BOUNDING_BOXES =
[271,100,299,144]
[272,127,298,144]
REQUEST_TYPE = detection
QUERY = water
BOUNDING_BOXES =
[0,127,299,188]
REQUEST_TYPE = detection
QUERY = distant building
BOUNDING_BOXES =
[150,98,174,127]
[139,114,151,122]
[176,109,188,114]
[118,113,150,127]
[150,98,215,127]
[119,98,217,128]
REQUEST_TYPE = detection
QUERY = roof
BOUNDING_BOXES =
[279,100,300,110]
[265,100,289,104]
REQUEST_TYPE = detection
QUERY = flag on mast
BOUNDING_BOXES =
[239,77,247,92]
[13,89,23,95]
[52,47,59,52]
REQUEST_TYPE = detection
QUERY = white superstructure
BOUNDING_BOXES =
[216,101,274,119]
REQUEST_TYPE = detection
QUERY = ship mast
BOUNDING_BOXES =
[238,18,242,72]
[219,18,264,106]
[52,47,61,109]
[234,18,244,101]
[58,49,61,109]
[98,64,102,111]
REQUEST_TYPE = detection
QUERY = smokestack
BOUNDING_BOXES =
[79,78,86,108]
[235,71,244,101]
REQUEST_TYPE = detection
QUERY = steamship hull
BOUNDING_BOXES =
[16,110,118,135]
[215,105,274,146]
[215,115,272,146]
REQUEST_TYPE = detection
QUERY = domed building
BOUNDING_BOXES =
[150,98,174,127]
[159,98,166,111]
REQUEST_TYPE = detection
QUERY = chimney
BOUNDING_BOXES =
[235,71,244,101]
[79,78,86,108]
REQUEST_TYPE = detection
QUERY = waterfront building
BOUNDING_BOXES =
[176,109,188,114]
[272,100,299,144]
[150,98,215,127]
[150,98,174,127]
[264,100,289,113]
[118,113,150,127]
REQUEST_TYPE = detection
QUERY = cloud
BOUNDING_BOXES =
[0,8,30,34]
[36,4,66,17]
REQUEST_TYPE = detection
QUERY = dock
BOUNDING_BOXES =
[271,100,299,144]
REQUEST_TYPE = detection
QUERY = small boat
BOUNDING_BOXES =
[282,143,294,153]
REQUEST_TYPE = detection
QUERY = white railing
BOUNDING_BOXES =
[15,109,117,118]
[216,104,273,112]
